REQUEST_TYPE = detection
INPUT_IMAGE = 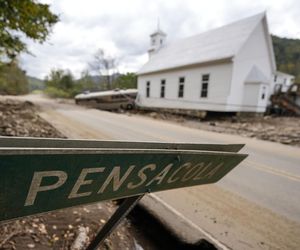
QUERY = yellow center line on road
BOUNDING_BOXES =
[245,160,300,182]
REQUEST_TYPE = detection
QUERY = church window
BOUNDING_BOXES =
[178,77,185,98]
[160,79,166,98]
[201,74,209,98]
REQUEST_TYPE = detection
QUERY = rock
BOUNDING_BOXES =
[231,116,238,123]
[70,226,89,250]
[27,243,35,248]
[149,112,158,119]
[38,223,47,234]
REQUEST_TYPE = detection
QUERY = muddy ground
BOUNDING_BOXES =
[131,110,300,147]
[0,99,156,250]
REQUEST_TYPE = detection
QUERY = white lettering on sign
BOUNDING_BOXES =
[167,162,191,183]
[127,164,156,189]
[24,161,225,206]
[25,171,67,206]
[204,163,223,179]
[193,163,211,180]
[98,165,135,193]
[146,163,173,186]
[181,164,200,182]
[68,168,104,199]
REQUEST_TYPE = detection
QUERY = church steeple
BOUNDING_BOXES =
[148,21,167,57]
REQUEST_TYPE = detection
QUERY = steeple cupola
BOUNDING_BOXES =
[148,24,166,57]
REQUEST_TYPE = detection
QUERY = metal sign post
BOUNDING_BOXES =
[0,137,247,249]
[86,195,144,250]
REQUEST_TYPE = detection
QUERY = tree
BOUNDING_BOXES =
[0,60,29,95]
[44,69,76,98]
[77,70,97,91]
[114,73,137,89]
[0,0,58,60]
[89,49,118,90]
[272,35,300,83]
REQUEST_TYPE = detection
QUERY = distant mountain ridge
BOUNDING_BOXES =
[26,73,123,92]
[27,76,45,91]
[90,73,122,83]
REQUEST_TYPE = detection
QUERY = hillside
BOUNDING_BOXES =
[27,76,45,91]
[272,35,300,82]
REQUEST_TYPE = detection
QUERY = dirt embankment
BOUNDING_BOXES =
[0,99,151,250]
[185,115,300,146]
[0,99,65,138]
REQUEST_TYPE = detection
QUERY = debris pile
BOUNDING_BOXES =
[131,110,300,147]
[0,99,65,138]
[192,116,300,146]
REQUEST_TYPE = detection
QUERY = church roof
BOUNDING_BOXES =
[245,65,269,83]
[150,28,167,37]
[276,71,295,78]
[138,13,268,75]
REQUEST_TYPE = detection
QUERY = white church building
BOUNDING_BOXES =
[136,12,277,113]
[273,71,295,92]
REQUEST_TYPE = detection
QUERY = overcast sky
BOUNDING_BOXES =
[20,0,300,79]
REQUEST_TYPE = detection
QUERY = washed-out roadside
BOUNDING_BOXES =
[124,109,300,147]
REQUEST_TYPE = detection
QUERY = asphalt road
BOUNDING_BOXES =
[25,95,300,250]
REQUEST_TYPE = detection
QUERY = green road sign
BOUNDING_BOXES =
[0,138,247,222]
[0,136,244,152]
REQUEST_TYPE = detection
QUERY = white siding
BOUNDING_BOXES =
[137,62,233,111]
[243,83,269,112]
[273,73,295,92]
[229,19,273,112]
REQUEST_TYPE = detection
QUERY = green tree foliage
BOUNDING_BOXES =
[113,73,137,89]
[0,0,58,60]
[77,70,98,91]
[44,69,76,98]
[272,35,300,83]
[44,69,100,98]
[0,61,28,95]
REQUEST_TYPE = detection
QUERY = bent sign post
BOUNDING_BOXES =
[0,137,247,249]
